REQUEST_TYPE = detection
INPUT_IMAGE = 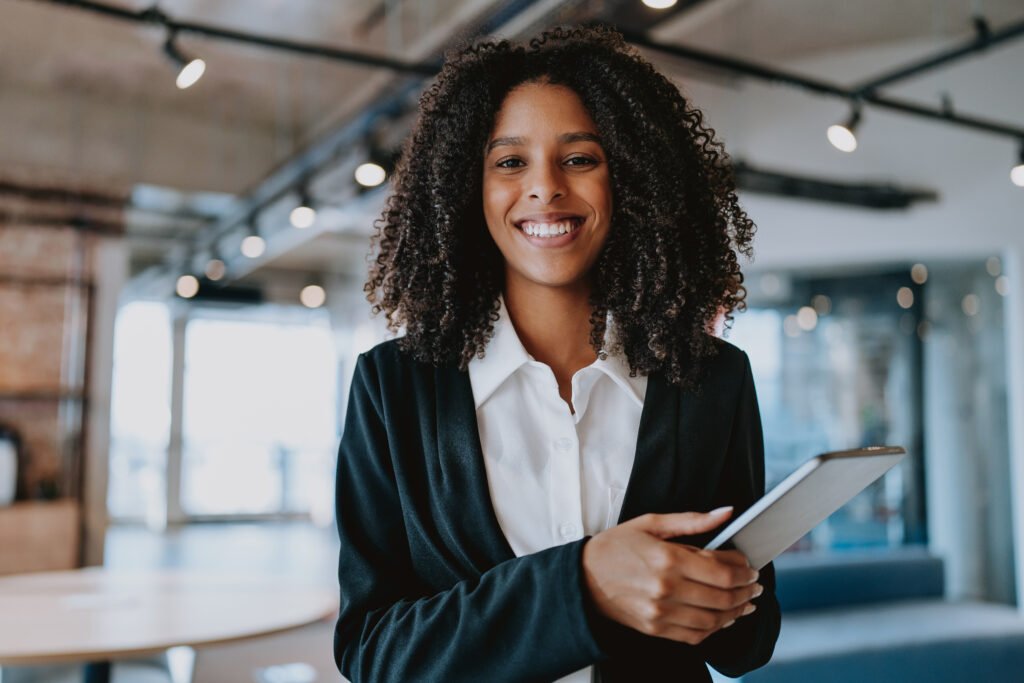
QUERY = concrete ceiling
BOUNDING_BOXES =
[1,0,1022,292]
[652,0,1024,69]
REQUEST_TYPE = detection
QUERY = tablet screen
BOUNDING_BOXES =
[704,446,907,569]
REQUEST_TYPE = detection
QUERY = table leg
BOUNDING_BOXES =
[83,661,111,683]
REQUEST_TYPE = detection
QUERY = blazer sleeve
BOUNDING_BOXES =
[696,350,782,677]
[333,352,604,683]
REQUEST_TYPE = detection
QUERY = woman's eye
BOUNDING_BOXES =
[496,157,525,168]
[565,156,596,167]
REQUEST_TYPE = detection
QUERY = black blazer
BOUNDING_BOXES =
[333,337,781,682]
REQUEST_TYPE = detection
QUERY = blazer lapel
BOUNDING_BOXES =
[618,371,681,522]
[614,374,720,524]
[433,364,517,570]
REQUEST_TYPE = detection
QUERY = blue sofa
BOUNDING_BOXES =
[728,548,1024,683]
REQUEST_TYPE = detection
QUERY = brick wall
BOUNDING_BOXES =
[0,223,93,498]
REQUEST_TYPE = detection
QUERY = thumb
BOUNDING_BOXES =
[636,506,733,540]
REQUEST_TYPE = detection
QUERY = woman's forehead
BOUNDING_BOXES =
[488,82,599,144]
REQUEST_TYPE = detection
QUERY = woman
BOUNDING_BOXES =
[334,26,780,682]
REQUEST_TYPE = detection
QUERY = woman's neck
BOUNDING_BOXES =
[503,279,597,395]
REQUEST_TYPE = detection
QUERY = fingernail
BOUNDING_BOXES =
[723,619,736,629]
[710,506,733,515]
[747,570,760,584]
[742,604,757,616]
[752,584,764,598]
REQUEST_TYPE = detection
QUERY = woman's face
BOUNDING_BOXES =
[482,81,612,292]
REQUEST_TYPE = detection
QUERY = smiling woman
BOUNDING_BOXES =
[483,83,612,293]
[365,26,755,389]
[337,25,779,683]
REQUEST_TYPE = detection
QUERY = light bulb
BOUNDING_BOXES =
[300,284,326,308]
[241,235,266,258]
[176,58,206,90]
[897,287,914,309]
[176,274,199,298]
[354,162,387,188]
[796,306,818,331]
[827,124,857,152]
[205,258,226,281]
[643,0,678,8]
[1011,164,1024,187]
[290,205,316,229]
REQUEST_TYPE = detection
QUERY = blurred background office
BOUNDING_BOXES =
[0,0,1022,681]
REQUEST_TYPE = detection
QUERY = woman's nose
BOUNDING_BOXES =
[526,162,566,203]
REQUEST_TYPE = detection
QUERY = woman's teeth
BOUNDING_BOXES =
[520,220,580,238]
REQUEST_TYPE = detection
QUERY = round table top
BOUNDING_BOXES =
[0,568,339,665]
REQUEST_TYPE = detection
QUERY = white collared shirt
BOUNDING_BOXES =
[468,299,648,683]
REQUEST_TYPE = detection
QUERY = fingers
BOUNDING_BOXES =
[667,546,759,588]
[633,507,733,540]
[700,549,751,568]
[643,600,758,645]
[670,578,763,611]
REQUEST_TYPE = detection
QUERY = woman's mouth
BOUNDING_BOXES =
[515,217,584,240]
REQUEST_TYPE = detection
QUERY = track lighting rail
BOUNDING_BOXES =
[850,16,1024,96]
[41,0,440,76]
[619,27,1024,140]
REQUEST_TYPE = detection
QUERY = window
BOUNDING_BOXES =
[727,271,927,552]
[108,300,172,522]
[180,310,338,519]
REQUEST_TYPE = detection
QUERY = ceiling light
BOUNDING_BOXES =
[1011,141,1024,188]
[204,241,226,280]
[811,294,832,316]
[827,103,861,153]
[355,162,387,188]
[986,256,1001,276]
[176,274,200,298]
[290,184,317,228]
[164,31,206,90]
[240,216,265,258]
[796,306,818,331]
[204,258,226,281]
[961,294,980,316]
[642,0,678,8]
[897,287,914,309]
[995,276,1009,296]
[300,284,327,308]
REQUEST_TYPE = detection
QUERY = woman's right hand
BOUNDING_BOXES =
[581,507,763,645]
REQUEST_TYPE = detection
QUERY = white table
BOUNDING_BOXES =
[0,568,339,683]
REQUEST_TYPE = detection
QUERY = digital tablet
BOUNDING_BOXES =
[704,446,907,569]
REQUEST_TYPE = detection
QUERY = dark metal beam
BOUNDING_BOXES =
[733,161,939,210]
[852,16,1024,95]
[40,0,440,76]
[619,28,1024,140]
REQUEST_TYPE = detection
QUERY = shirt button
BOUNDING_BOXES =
[558,523,578,539]
[554,437,573,451]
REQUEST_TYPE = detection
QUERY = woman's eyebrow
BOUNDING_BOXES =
[485,131,602,153]
[559,131,602,145]
[486,136,526,153]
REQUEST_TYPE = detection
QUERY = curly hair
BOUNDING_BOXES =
[365,25,755,390]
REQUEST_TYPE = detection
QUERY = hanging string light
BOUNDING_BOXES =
[1011,140,1024,188]
[163,29,206,90]
[240,215,266,258]
[290,183,317,228]
[827,101,862,153]
[204,241,226,281]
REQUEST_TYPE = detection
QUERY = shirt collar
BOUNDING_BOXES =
[467,297,532,409]
[592,343,648,409]
[467,296,646,410]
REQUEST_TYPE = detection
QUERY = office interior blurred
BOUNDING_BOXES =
[1,0,1023,681]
